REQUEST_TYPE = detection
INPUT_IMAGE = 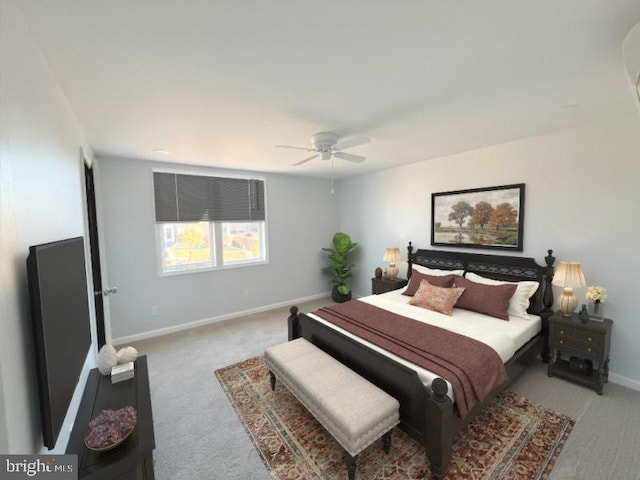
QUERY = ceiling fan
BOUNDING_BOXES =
[276,132,370,166]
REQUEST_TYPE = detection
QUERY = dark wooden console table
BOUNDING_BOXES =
[67,355,155,479]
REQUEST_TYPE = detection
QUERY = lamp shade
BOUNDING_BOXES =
[382,247,402,263]
[552,261,586,288]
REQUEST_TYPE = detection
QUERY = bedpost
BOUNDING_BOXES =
[423,378,454,480]
[540,249,556,363]
[407,242,414,279]
[288,306,300,341]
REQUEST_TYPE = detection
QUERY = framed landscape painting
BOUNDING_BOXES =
[431,183,525,251]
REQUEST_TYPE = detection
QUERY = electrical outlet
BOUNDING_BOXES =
[151,306,159,316]
[243,289,249,297]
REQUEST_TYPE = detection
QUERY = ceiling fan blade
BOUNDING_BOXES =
[276,145,315,152]
[332,136,371,151]
[293,154,319,166]
[333,152,366,163]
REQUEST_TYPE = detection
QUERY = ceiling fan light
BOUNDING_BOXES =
[281,131,368,166]
[311,132,338,150]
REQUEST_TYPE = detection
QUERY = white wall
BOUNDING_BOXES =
[0,1,96,453]
[338,114,640,388]
[97,157,339,341]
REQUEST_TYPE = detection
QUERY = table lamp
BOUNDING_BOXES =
[383,247,402,281]
[552,260,586,317]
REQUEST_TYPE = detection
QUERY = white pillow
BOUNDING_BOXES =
[412,264,465,277]
[465,272,539,320]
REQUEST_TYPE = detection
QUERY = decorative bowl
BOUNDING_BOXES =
[84,406,137,451]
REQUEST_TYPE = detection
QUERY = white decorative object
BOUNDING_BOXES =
[117,346,138,364]
[97,344,118,375]
[111,361,135,384]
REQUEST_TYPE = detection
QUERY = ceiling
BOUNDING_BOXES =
[17,0,640,178]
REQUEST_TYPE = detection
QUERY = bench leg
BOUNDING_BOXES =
[269,371,276,391]
[344,452,356,480]
[382,430,392,454]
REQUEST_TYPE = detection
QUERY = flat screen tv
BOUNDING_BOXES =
[27,236,92,449]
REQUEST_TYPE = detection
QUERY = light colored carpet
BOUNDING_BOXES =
[130,299,640,480]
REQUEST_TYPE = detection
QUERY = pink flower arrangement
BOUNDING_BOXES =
[85,405,137,450]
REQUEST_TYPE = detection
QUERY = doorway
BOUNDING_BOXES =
[84,161,106,348]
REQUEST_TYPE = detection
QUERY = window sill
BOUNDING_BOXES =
[158,259,268,277]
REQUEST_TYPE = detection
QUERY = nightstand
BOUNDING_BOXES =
[371,277,408,295]
[547,310,612,395]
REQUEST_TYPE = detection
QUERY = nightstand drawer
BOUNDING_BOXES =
[550,324,603,358]
[551,338,600,359]
[551,324,603,344]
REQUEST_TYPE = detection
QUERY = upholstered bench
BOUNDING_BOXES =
[264,338,400,480]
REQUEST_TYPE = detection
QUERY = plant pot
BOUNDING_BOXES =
[332,285,352,303]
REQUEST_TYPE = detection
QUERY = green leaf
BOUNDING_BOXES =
[322,232,357,297]
[333,232,350,252]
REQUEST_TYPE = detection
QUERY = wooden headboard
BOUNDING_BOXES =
[407,242,555,317]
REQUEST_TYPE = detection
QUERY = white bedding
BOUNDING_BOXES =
[308,289,541,401]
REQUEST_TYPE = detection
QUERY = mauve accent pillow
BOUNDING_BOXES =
[408,279,465,315]
[452,275,517,321]
[403,270,456,296]
[465,272,539,320]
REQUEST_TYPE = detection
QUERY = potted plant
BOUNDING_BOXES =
[322,232,358,303]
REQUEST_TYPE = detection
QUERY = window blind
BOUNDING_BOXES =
[153,172,265,222]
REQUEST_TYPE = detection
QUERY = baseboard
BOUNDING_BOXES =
[609,372,640,392]
[112,292,330,346]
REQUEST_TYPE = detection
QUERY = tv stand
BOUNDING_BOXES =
[67,356,155,479]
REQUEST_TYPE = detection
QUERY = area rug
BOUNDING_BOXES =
[215,355,574,479]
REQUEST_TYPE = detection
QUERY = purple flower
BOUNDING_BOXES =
[86,405,137,449]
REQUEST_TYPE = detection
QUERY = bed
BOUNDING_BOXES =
[287,243,556,479]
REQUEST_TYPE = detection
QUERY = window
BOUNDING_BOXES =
[221,222,265,265]
[153,172,267,274]
[161,222,213,271]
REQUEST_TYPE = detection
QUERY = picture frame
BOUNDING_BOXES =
[431,183,525,251]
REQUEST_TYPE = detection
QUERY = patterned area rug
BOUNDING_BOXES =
[215,356,574,479]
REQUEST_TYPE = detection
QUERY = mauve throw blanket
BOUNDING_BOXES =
[314,300,509,418]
